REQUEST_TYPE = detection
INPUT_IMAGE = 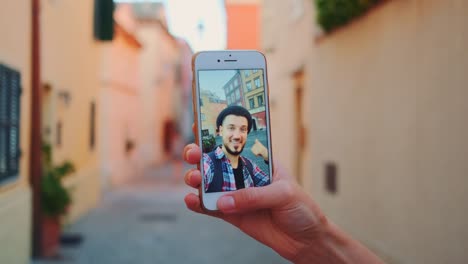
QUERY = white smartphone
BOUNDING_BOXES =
[192,50,274,211]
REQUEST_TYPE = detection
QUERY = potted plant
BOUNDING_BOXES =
[202,134,217,153]
[40,143,75,258]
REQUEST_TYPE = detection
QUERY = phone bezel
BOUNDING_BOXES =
[192,50,273,211]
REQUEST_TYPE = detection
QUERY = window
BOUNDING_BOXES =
[244,70,251,77]
[94,0,114,41]
[227,96,231,105]
[0,64,21,184]
[249,98,255,109]
[235,89,240,100]
[56,121,62,147]
[253,69,258,73]
[234,78,238,87]
[257,95,264,106]
[246,81,252,91]
[90,101,96,150]
[254,77,261,88]
[201,113,206,121]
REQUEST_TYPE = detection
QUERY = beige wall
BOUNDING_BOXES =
[263,0,468,263]
[261,0,315,175]
[306,1,468,263]
[100,6,143,187]
[41,0,101,222]
[0,186,32,264]
[0,0,32,263]
[136,22,180,165]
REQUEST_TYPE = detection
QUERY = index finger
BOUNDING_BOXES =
[183,143,202,164]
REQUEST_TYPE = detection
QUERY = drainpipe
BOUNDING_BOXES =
[30,0,42,258]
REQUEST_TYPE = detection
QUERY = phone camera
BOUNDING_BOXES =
[229,54,231,57]
[217,59,220,62]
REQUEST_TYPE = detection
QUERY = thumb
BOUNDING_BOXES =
[217,181,294,213]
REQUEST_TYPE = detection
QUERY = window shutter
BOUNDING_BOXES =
[94,0,115,41]
[0,64,21,183]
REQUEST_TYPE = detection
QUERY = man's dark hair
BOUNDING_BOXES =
[216,105,252,133]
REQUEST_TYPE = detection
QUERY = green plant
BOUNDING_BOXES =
[202,134,217,153]
[315,0,381,33]
[41,143,75,217]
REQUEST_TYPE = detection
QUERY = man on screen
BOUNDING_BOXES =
[203,105,270,193]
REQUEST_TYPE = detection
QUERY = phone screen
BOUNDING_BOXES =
[197,69,272,193]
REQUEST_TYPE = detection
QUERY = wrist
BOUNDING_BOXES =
[293,221,383,264]
[292,220,349,264]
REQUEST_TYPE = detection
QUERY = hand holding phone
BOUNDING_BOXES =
[182,145,385,264]
[187,52,385,264]
[192,50,274,211]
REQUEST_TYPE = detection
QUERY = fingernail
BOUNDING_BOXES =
[185,148,192,160]
[218,196,235,211]
[186,169,193,181]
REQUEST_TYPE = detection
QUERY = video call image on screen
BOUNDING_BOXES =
[198,69,271,193]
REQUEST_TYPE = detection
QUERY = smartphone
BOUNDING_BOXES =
[192,50,274,211]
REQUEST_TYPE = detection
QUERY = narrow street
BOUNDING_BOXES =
[33,162,288,264]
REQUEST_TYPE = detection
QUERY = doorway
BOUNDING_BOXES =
[293,69,305,185]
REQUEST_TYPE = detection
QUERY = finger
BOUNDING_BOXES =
[183,144,202,164]
[217,181,296,214]
[184,193,205,214]
[271,160,291,182]
[184,193,226,219]
[184,169,202,188]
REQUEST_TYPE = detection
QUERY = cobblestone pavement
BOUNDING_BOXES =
[33,162,288,264]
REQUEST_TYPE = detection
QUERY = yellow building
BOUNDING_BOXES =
[241,69,266,130]
[242,69,266,129]
[241,69,265,110]
[1,0,104,262]
[40,0,102,224]
[0,1,32,263]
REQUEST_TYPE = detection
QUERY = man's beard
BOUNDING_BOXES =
[224,143,245,156]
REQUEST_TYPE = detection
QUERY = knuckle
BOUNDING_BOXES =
[238,189,259,205]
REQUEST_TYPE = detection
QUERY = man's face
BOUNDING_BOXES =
[219,114,248,156]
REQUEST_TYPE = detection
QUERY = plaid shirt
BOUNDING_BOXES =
[203,146,270,192]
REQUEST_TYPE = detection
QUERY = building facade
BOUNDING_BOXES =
[100,4,143,187]
[0,1,32,263]
[40,0,102,224]
[133,4,182,164]
[1,0,104,262]
[200,90,227,136]
[224,71,244,107]
[241,69,266,129]
[225,0,261,50]
[262,0,468,263]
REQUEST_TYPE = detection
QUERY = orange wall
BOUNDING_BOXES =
[226,4,260,50]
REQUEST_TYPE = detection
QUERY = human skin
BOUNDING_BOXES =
[219,114,248,168]
[183,143,385,264]
[250,138,268,161]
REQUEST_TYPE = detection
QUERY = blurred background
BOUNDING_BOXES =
[1,0,467,263]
